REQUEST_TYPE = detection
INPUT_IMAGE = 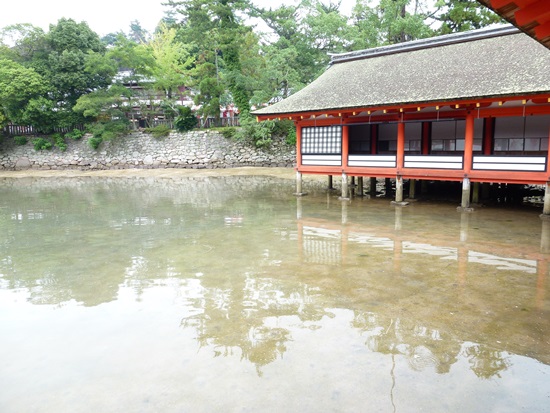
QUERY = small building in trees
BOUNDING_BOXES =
[252,25,550,215]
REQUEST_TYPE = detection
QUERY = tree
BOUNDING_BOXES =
[350,0,434,46]
[73,84,130,121]
[3,18,118,130]
[0,24,46,63]
[302,0,354,53]
[0,58,47,128]
[253,4,315,103]
[128,20,150,43]
[144,22,193,99]
[165,0,256,119]
[432,0,502,35]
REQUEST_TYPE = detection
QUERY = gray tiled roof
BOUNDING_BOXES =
[253,26,550,116]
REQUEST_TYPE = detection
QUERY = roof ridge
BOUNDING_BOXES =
[329,25,520,65]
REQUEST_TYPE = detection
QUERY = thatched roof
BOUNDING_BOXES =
[253,26,550,117]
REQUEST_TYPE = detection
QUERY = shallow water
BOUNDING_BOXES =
[0,175,549,413]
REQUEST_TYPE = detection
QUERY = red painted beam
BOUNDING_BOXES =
[489,0,515,9]
[535,20,550,39]
[512,0,541,8]
[515,0,550,26]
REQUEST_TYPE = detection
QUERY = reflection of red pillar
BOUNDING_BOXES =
[536,259,547,310]
[393,239,402,274]
[297,220,304,262]
[342,224,349,265]
[457,247,468,286]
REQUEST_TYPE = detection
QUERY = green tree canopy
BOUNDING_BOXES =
[0,58,47,127]
[143,22,194,99]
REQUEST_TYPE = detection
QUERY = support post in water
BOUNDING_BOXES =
[409,179,416,200]
[541,182,550,219]
[385,178,392,198]
[458,177,472,211]
[328,175,334,190]
[295,171,307,196]
[391,176,408,206]
[369,177,377,196]
[395,176,404,203]
[357,176,364,197]
[340,172,350,200]
[472,181,480,204]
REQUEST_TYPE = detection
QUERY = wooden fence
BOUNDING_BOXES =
[3,116,240,136]
[2,124,85,137]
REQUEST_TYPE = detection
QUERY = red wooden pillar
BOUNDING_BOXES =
[464,112,475,174]
[296,123,302,168]
[461,112,475,209]
[395,121,405,203]
[342,124,349,169]
[544,125,550,216]
[341,125,350,199]
[397,121,405,169]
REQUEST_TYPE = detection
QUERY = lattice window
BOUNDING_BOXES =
[302,126,342,154]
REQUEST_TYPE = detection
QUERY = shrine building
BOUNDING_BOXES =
[252,25,550,215]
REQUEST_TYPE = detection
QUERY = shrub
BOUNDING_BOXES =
[234,118,274,148]
[86,120,129,149]
[174,106,198,132]
[286,127,297,146]
[65,128,84,140]
[145,124,172,139]
[271,119,296,145]
[13,136,28,146]
[51,133,67,152]
[88,136,103,150]
[32,137,53,151]
[219,127,237,139]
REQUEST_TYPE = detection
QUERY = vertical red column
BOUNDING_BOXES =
[296,123,302,169]
[342,124,349,169]
[397,121,405,170]
[464,111,475,174]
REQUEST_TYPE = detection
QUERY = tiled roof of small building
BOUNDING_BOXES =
[253,25,550,116]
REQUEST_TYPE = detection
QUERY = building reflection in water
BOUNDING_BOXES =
[178,196,549,380]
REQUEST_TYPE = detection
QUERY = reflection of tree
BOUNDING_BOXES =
[463,343,510,379]
[352,310,513,378]
[180,275,329,375]
[354,312,460,375]
[0,176,298,307]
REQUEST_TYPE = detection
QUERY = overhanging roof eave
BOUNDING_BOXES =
[253,91,550,118]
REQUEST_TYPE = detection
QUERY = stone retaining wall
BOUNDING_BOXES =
[0,130,296,170]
